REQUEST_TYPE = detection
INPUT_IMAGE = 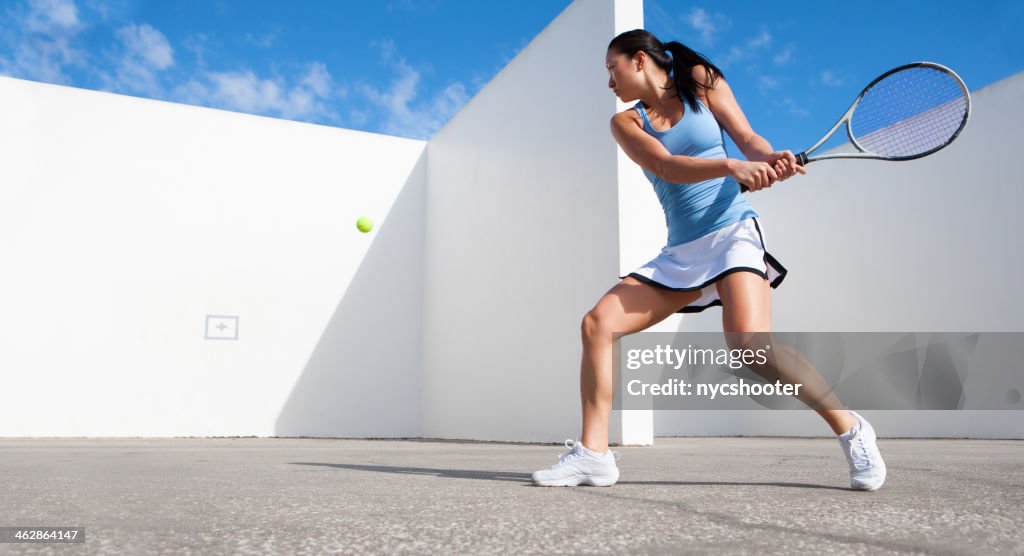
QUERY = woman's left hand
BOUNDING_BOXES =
[766,150,806,181]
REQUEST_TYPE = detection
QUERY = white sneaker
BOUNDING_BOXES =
[532,439,620,487]
[838,411,887,491]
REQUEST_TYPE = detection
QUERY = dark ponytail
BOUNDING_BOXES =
[608,29,723,114]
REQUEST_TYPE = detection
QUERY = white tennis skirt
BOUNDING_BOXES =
[624,216,788,314]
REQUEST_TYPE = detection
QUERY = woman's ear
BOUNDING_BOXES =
[634,51,646,72]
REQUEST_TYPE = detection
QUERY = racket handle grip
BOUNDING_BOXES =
[739,151,809,192]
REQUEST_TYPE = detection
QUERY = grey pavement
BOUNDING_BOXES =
[0,437,1021,555]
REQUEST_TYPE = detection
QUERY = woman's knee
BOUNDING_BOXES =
[581,307,619,344]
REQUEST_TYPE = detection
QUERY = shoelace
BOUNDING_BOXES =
[556,439,584,465]
[553,439,621,465]
[848,429,871,471]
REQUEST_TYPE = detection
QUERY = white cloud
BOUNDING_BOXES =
[721,46,743,66]
[0,41,76,83]
[749,30,772,49]
[0,1,433,131]
[773,44,796,65]
[687,8,715,43]
[779,97,809,117]
[358,38,469,139]
[0,0,88,83]
[180,33,212,69]
[243,31,277,49]
[820,70,844,87]
[25,0,80,33]
[95,23,174,96]
[720,29,772,66]
[348,108,369,127]
[172,62,341,121]
[104,58,157,95]
[117,23,173,69]
[430,82,469,122]
[186,71,280,113]
[301,61,332,97]
[685,7,731,47]
[0,0,342,124]
[82,0,137,23]
[757,75,781,95]
[372,38,399,63]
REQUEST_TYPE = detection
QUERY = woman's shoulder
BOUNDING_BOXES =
[612,105,644,129]
[690,64,722,87]
[690,65,719,108]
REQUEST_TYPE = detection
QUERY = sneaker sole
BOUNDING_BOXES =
[851,479,885,492]
[532,474,619,487]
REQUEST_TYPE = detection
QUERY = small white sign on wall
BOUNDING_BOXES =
[205,315,239,340]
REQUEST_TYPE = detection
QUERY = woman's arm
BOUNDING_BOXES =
[610,112,734,184]
[610,111,779,190]
[698,66,804,182]
[701,71,774,162]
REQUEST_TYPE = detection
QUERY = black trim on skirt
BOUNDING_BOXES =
[617,218,789,314]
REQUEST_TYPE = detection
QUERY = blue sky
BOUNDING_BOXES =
[1,0,1020,153]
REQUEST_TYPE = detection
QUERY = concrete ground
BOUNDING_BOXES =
[0,437,1021,555]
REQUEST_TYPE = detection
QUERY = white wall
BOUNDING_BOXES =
[654,72,1024,438]
[0,77,427,437]
[420,0,643,443]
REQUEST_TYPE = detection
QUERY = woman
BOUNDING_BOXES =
[531,30,886,491]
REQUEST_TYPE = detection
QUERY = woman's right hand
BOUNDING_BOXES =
[729,160,778,192]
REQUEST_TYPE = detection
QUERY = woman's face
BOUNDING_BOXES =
[606,49,641,101]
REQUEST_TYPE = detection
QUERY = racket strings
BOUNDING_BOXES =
[850,66,968,158]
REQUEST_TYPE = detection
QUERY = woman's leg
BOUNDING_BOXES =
[579,276,702,452]
[715,271,856,435]
[716,270,887,490]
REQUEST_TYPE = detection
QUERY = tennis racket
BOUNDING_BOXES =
[740,61,971,192]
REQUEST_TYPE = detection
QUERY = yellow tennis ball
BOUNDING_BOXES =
[356,216,374,233]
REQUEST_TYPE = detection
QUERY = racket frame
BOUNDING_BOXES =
[796,61,971,164]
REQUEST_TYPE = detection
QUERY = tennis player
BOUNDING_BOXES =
[531,30,886,491]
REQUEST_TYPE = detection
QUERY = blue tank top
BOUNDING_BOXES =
[633,98,758,246]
